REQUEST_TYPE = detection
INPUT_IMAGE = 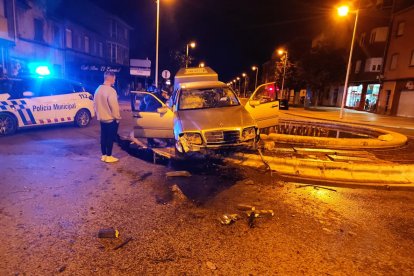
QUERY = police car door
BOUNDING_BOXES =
[17,78,56,126]
[244,82,279,129]
[48,79,82,123]
[131,91,174,138]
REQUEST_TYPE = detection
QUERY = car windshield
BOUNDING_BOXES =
[178,87,240,110]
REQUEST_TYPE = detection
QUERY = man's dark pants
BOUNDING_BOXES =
[100,121,118,156]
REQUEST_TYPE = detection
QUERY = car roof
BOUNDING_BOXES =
[180,81,227,90]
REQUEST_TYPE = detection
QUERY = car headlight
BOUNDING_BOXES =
[182,132,203,145]
[242,127,256,140]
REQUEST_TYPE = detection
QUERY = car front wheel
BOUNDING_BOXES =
[0,113,17,136]
[74,109,91,128]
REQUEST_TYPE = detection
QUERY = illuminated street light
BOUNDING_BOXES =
[236,77,241,95]
[186,41,196,68]
[337,4,359,119]
[277,49,288,99]
[337,5,350,16]
[242,73,247,97]
[252,66,259,90]
[199,62,205,68]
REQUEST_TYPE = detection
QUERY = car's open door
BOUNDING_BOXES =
[130,91,174,138]
[244,82,279,129]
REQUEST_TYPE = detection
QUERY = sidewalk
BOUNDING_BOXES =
[280,107,414,131]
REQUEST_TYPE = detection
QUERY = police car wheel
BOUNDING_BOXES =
[74,109,91,128]
[0,113,17,136]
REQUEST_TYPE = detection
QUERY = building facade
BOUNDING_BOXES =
[379,5,414,117]
[0,0,131,92]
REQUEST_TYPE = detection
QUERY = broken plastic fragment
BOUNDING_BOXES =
[219,214,240,225]
[166,171,192,177]
[98,228,119,239]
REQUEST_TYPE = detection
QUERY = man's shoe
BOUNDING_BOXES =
[101,155,107,162]
[105,156,119,163]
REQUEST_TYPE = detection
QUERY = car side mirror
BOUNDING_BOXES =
[157,106,169,114]
[23,91,34,97]
[249,100,260,107]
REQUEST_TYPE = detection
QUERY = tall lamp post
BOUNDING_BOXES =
[277,49,288,99]
[185,41,196,68]
[155,0,160,87]
[338,5,359,119]
[242,73,247,97]
[252,66,259,90]
[236,77,241,95]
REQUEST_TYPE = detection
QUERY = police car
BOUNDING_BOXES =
[0,76,95,136]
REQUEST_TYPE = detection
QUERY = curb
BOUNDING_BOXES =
[261,118,408,149]
[280,110,414,131]
[226,153,414,189]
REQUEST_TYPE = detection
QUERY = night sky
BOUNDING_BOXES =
[90,0,339,81]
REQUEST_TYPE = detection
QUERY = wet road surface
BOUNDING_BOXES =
[1,108,414,275]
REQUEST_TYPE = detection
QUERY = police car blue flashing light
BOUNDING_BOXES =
[35,66,51,76]
[28,63,52,76]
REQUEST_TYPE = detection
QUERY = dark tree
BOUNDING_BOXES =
[298,45,346,106]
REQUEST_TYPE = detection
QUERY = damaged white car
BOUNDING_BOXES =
[130,67,279,157]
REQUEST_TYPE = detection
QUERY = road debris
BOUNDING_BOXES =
[295,184,337,192]
[113,237,133,250]
[166,171,192,177]
[248,211,256,228]
[243,180,255,185]
[206,261,217,270]
[171,184,187,201]
[57,265,66,273]
[219,214,240,225]
[237,204,255,211]
[98,228,119,239]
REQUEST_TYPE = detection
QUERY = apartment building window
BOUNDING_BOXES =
[99,42,103,57]
[66,29,72,48]
[370,30,376,43]
[390,54,399,70]
[355,60,361,74]
[359,33,366,46]
[77,35,82,50]
[110,20,117,38]
[365,58,382,72]
[124,28,128,40]
[84,36,90,53]
[53,25,60,46]
[110,43,117,63]
[34,19,44,42]
[410,50,414,67]
[396,22,405,37]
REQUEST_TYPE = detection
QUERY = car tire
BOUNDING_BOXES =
[0,113,17,136]
[74,109,91,128]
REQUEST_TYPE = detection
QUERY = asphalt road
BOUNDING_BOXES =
[1,108,414,275]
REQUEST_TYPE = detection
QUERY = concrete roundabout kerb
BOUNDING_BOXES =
[226,120,414,189]
[260,119,408,149]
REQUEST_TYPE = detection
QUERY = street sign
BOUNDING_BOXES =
[162,70,171,79]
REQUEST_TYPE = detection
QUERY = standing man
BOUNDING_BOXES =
[94,71,121,163]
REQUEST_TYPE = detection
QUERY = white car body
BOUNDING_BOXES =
[0,77,95,134]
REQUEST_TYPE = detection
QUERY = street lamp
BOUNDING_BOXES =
[277,48,288,99]
[186,41,196,68]
[236,77,241,95]
[252,66,259,90]
[337,4,359,119]
[242,73,247,97]
[199,62,205,68]
[155,0,160,87]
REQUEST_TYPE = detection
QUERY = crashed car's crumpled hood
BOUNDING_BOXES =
[177,105,256,132]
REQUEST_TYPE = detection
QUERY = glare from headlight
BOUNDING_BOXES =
[183,133,203,145]
[242,127,256,140]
